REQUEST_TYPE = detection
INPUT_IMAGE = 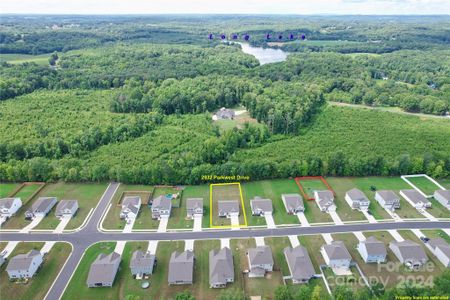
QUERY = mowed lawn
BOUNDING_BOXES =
[325,178,367,222]
[406,176,441,196]
[210,183,246,227]
[33,183,108,230]
[0,242,71,300]
[0,183,19,197]
[1,183,45,229]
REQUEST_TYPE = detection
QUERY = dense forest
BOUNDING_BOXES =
[0,15,449,183]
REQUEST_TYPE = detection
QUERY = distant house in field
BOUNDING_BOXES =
[186,198,203,219]
[389,240,428,269]
[25,197,57,219]
[428,238,450,268]
[434,190,450,210]
[375,190,400,211]
[130,250,156,277]
[213,108,235,120]
[218,200,240,218]
[283,246,316,284]
[86,252,121,288]
[321,241,352,270]
[357,236,387,263]
[250,197,273,216]
[314,190,336,212]
[209,247,234,288]
[6,250,43,279]
[246,246,274,277]
[345,189,370,211]
[151,195,172,220]
[0,198,22,219]
[168,250,194,285]
[55,200,79,218]
[119,196,141,220]
[282,194,304,214]
[400,190,431,210]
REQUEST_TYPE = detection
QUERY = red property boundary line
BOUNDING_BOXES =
[294,176,336,201]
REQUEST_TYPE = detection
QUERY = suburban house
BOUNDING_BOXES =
[218,200,240,218]
[6,250,43,279]
[314,190,336,212]
[356,236,387,263]
[246,246,274,277]
[86,252,121,288]
[130,250,156,277]
[400,190,431,210]
[434,190,450,210]
[345,189,370,211]
[375,190,400,210]
[283,246,316,284]
[209,247,234,288]
[281,194,304,214]
[428,238,450,267]
[0,197,22,218]
[321,241,352,270]
[119,196,141,220]
[168,250,194,285]
[186,198,203,219]
[25,197,57,219]
[389,240,428,269]
[213,107,235,120]
[55,200,79,218]
[151,195,172,220]
[250,197,273,216]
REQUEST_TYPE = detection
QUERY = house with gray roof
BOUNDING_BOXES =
[400,190,431,210]
[25,197,57,219]
[281,194,304,214]
[213,107,235,120]
[250,197,273,216]
[283,246,316,284]
[389,240,428,269]
[218,200,240,218]
[209,247,234,288]
[375,190,400,210]
[321,241,352,270]
[428,238,450,268]
[345,188,370,211]
[120,196,141,220]
[186,198,203,219]
[0,253,5,267]
[246,246,274,277]
[0,197,22,218]
[168,250,194,285]
[130,250,156,277]
[314,190,336,212]
[151,195,172,220]
[6,250,43,279]
[86,252,121,288]
[434,190,450,210]
[357,236,387,263]
[55,200,79,218]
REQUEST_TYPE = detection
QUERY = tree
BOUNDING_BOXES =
[175,290,195,300]
[310,285,323,300]
[274,285,293,300]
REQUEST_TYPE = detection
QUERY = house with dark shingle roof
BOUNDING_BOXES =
[345,188,370,211]
[283,246,316,284]
[213,108,235,120]
[168,250,194,285]
[6,250,43,279]
[86,252,121,288]
[246,246,274,277]
[55,200,79,218]
[281,194,304,214]
[400,190,431,210]
[250,197,273,216]
[209,247,234,288]
[25,197,57,219]
[357,236,387,263]
[130,250,156,277]
[120,196,141,220]
[389,240,428,269]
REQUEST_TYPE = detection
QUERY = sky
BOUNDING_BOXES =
[1,0,449,15]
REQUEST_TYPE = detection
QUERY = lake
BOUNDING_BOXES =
[238,43,288,65]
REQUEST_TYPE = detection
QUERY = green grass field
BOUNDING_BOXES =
[322,266,363,293]
[405,176,440,196]
[0,183,19,198]
[0,53,51,66]
[0,242,71,300]
[325,178,367,222]
[33,183,107,230]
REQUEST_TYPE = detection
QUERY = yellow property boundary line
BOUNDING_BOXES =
[210,182,248,229]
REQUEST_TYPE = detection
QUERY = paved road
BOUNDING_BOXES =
[0,181,449,300]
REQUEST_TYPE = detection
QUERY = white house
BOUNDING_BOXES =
[6,250,43,279]
[25,197,57,219]
[428,238,450,268]
[400,190,431,210]
[375,190,400,211]
[0,197,22,218]
[186,198,203,219]
[314,190,336,212]
[120,196,141,220]
[55,200,79,218]
[321,241,352,270]
[246,246,274,277]
[345,189,370,211]
[356,236,387,263]
[434,190,450,210]
[151,195,172,220]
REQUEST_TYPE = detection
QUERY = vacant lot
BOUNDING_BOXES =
[405,176,440,196]
[0,183,19,198]
[0,242,70,300]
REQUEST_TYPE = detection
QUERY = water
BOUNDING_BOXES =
[238,42,288,65]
